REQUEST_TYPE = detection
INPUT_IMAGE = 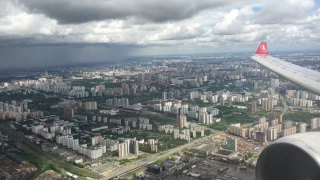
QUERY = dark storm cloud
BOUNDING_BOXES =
[18,0,227,24]
[0,36,36,47]
[0,44,133,70]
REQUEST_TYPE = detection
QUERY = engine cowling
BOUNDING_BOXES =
[256,132,320,180]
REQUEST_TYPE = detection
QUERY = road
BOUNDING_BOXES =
[100,134,217,180]
[279,94,289,115]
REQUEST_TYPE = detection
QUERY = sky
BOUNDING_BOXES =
[0,0,320,69]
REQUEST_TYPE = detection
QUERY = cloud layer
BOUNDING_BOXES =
[0,0,319,69]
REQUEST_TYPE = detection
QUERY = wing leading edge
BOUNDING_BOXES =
[251,42,320,96]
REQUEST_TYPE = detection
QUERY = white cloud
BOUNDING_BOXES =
[0,0,319,51]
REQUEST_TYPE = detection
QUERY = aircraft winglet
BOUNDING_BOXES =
[256,42,268,55]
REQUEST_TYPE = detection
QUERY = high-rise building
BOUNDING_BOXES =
[199,113,206,123]
[270,79,280,88]
[206,114,213,124]
[311,118,320,130]
[270,119,279,127]
[283,121,293,129]
[282,126,297,137]
[124,139,130,155]
[268,98,274,110]
[259,117,266,124]
[162,92,167,101]
[251,101,257,112]
[0,112,5,120]
[267,127,278,141]
[276,114,283,123]
[197,112,213,125]
[227,97,232,106]
[118,143,127,158]
[219,97,224,106]
[85,101,97,111]
[122,84,130,95]
[177,115,187,129]
[132,86,137,94]
[15,106,22,113]
[147,139,155,145]
[129,139,139,155]
[3,103,8,111]
[118,139,139,157]
[11,101,17,106]
[150,144,158,153]
[141,73,145,82]
[64,108,74,119]
[260,90,269,98]
[226,138,237,152]
[256,132,267,143]
[262,98,268,110]
[268,112,276,121]
[175,90,180,99]
[298,122,307,133]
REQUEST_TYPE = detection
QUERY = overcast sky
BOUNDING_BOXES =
[0,0,320,69]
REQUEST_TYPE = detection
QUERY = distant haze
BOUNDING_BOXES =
[0,0,319,69]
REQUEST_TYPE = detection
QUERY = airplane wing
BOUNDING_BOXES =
[251,42,320,95]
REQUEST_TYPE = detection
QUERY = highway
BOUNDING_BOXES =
[100,134,216,180]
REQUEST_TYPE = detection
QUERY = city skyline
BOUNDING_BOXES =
[1,1,320,178]
[0,0,320,69]
[1,44,320,179]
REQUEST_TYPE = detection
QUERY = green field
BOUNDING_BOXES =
[17,151,65,179]
[208,106,271,131]
[0,92,46,102]
[284,112,320,125]
[118,130,188,152]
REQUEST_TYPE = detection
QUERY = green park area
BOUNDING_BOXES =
[29,97,61,113]
[210,105,320,131]
[68,79,122,91]
[15,141,100,179]
[17,151,65,179]
[284,112,320,125]
[188,99,213,107]
[217,149,233,156]
[208,106,271,131]
[120,130,187,152]
[0,91,46,102]
[0,92,61,115]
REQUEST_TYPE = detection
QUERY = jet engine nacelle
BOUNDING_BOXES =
[256,132,320,180]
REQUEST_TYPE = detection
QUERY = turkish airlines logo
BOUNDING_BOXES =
[260,44,267,52]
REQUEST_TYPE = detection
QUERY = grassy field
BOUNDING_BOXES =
[118,130,188,152]
[17,151,65,179]
[284,112,320,125]
[152,154,175,164]
[17,142,101,179]
[208,106,272,131]
[119,167,146,178]
[0,92,47,102]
